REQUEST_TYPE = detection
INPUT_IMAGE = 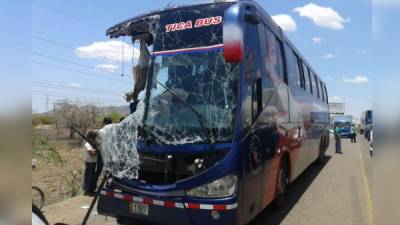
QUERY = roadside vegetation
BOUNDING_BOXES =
[32,101,127,205]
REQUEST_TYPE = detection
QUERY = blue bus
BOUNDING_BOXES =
[98,1,330,224]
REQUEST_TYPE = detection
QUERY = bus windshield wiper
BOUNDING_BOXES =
[155,80,214,146]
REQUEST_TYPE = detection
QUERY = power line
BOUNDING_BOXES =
[33,81,122,95]
[32,92,125,103]
[32,89,123,100]
[33,78,133,92]
[32,52,131,78]
[32,35,76,50]
[32,61,130,84]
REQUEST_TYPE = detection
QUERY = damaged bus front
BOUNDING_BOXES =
[98,0,330,224]
[98,2,242,225]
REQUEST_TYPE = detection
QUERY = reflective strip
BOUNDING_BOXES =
[100,190,237,211]
[133,196,143,202]
[114,193,124,199]
[199,204,214,210]
[226,203,238,210]
[153,200,164,206]
[174,203,184,209]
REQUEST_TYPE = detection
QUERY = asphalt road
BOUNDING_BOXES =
[44,135,373,225]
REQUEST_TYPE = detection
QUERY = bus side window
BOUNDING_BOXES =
[302,62,310,92]
[252,78,263,122]
[320,80,325,102]
[284,45,301,89]
[307,68,313,94]
[243,22,262,128]
[310,72,317,98]
[264,27,285,85]
[298,59,306,90]
[324,84,329,103]
[313,73,320,99]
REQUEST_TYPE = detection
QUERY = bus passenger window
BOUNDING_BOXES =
[314,74,320,98]
[264,27,284,85]
[302,63,310,92]
[320,80,325,102]
[310,72,317,98]
[284,45,301,88]
[324,85,329,103]
[298,59,306,90]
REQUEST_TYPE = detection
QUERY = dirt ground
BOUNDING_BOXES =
[32,126,87,206]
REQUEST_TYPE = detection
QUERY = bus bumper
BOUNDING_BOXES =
[97,189,238,225]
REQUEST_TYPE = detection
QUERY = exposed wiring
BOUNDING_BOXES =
[121,36,125,77]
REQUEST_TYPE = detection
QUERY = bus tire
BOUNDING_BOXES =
[272,156,290,209]
[316,139,326,165]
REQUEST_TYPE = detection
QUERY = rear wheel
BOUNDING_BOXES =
[272,158,290,209]
[316,138,326,165]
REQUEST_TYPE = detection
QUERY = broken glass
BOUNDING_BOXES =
[97,102,144,180]
[144,49,238,145]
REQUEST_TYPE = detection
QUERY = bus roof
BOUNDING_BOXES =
[106,0,240,38]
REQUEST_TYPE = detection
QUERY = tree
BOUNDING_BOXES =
[55,102,99,139]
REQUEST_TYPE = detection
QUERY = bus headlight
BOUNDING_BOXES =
[186,175,237,198]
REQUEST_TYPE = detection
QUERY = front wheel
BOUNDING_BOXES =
[272,158,290,209]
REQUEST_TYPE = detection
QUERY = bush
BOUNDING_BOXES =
[97,111,124,125]
[32,114,56,126]
[32,135,64,167]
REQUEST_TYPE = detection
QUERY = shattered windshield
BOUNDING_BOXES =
[144,49,238,144]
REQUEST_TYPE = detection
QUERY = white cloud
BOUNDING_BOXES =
[75,40,139,63]
[330,96,342,102]
[312,37,323,43]
[271,14,297,32]
[323,54,335,59]
[343,75,369,84]
[293,3,349,30]
[96,64,119,73]
[67,83,81,88]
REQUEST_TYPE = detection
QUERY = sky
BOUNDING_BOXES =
[16,0,395,119]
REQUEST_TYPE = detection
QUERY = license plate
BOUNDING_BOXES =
[130,202,149,216]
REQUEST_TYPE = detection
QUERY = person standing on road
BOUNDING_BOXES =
[334,125,342,153]
[83,131,98,196]
[93,117,112,191]
[350,124,357,143]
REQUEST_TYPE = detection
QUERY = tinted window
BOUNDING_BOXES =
[301,62,309,92]
[153,4,229,51]
[264,27,285,85]
[243,22,262,129]
[314,74,320,98]
[324,85,329,103]
[285,45,301,88]
[320,80,325,102]
[310,72,317,98]
[306,67,313,94]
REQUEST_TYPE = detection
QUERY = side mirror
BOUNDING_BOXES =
[223,4,244,63]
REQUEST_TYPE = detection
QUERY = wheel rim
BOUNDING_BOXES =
[278,168,289,194]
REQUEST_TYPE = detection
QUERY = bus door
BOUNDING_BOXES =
[240,19,265,224]
[259,24,290,206]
